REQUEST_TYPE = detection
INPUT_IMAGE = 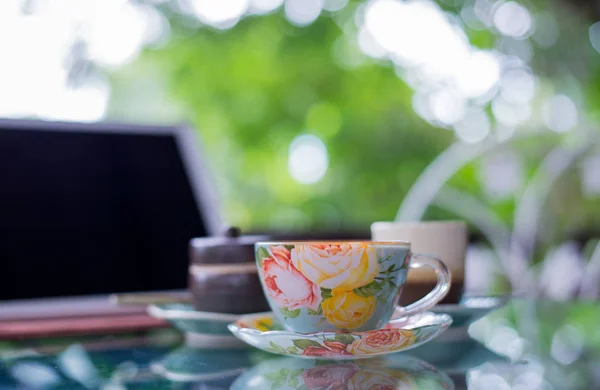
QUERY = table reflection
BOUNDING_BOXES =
[229,354,453,390]
[1,301,600,389]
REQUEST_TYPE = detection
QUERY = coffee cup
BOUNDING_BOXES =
[371,221,467,305]
[255,241,451,333]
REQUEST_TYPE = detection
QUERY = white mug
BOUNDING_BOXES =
[371,221,467,304]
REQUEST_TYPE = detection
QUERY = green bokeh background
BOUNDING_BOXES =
[107,0,600,247]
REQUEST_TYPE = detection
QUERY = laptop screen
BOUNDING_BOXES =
[0,121,214,301]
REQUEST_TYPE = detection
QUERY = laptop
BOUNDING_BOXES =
[0,119,222,335]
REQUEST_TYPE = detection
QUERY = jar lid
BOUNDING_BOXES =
[189,226,271,264]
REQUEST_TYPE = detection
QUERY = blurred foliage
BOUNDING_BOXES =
[108,0,600,243]
[110,2,457,231]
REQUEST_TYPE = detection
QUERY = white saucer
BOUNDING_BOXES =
[228,311,452,360]
[147,304,245,348]
[432,295,509,327]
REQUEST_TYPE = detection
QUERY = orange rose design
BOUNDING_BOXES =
[347,329,416,355]
[261,245,321,311]
[302,341,351,358]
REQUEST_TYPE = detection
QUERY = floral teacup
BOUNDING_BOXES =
[255,241,451,333]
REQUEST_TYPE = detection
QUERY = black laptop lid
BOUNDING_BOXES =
[0,120,217,300]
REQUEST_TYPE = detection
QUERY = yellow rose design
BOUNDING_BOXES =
[291,244,378,292]
[254,317,274,332]
[347,368,417,390]
[322,291,376,329]
[347,329,416,355]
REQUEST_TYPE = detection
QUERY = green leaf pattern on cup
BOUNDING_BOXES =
[280,307,301,319]
[257,246,270,267]
[307,304,323,315]
[353,280,383,298]
[320,288,333,300]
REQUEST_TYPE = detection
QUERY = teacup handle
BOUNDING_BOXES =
[392,253,451,319]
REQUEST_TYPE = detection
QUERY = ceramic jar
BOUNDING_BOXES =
[188,227,271,314]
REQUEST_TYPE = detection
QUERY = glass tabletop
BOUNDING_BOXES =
[1,299,599,389]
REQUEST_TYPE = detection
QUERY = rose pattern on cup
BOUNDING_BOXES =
[291,243,379,292]
[257,243,404,330]
[261,245,321,312]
